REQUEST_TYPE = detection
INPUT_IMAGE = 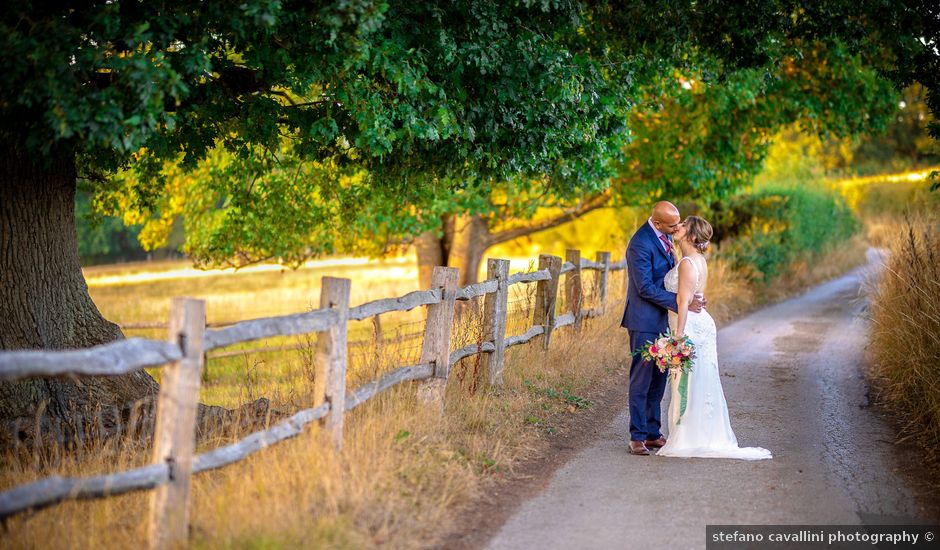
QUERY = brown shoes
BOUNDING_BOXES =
[629,441,650,455]
[629,437,666,455]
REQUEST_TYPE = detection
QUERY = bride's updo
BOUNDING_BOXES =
[683,215,713,253]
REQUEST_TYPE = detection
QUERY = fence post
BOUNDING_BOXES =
[482,259,510,386]
[314,277,351,451]
[534,254,561,350]
[417,266,460,412]
[622,250,630,298]
[566,249,583,331]
[149,298,205,550]
[596,251,611,316]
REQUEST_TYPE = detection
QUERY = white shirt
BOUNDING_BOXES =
[648,217,671,253]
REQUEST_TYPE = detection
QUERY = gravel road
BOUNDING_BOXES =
[486,251,933,550]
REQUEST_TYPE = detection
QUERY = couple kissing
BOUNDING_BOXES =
[621,201,772,460]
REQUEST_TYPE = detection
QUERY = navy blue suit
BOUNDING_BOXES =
[621,222,678,442]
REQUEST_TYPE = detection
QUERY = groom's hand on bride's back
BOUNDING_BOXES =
[690,293,707,313]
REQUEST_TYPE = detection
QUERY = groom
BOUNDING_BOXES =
[621,201,705,456]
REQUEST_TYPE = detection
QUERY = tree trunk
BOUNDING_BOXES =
[443,213,487,287]
[415,230,446,290]
[415,214,489,290]
[413,194,612,289]
[0,146,159,448]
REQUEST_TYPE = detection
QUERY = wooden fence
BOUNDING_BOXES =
[0,249,626,549]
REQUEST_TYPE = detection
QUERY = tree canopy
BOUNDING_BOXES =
[3,1,938,271]
[1,0,937,441]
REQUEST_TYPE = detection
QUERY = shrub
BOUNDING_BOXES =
[709,187,860,282]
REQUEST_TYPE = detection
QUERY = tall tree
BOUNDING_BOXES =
[2,0,937,438]
[0,1,633,438]
[111,15,920,287]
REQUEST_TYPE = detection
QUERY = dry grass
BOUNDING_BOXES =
[2,239,866,548]
[702,233,869,327]
[2,267,628,549]
[867,213,940,460]
[762,233,871,300]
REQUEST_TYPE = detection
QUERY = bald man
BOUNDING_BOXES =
[621,202,705,455]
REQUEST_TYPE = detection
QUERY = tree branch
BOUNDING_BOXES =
[485,191,611,247]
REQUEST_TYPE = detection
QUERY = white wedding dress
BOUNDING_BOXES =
[657,256,772,460]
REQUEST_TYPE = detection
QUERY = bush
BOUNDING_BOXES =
[75,191,184,265]
[869,214,940,458]
[708,187,860,282]
[75,191,147,265]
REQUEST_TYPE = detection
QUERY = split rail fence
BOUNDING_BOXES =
[0,249,627,549]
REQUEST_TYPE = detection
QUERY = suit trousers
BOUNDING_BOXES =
[628,330,668,441]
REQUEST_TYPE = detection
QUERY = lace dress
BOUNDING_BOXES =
[657,256,772,460]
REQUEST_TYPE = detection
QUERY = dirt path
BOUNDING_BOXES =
[482,251,937,549]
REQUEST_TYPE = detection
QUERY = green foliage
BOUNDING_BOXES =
[612,41,898,207]
[753,126,857,188]
[3,1,629,190]
[710,188,860,282]
[853,84,940,174]
[4,1,938,270]
[74,192,147,264]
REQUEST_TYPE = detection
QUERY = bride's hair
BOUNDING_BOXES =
[683,215,713,253]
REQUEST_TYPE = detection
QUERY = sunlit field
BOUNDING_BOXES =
[6,257,634,549]
[85,253,567,408]
[0,205,876,548]
[5,230,871,548]
[86,254,421,325]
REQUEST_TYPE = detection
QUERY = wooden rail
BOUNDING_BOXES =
[0,249,627,548]
[205,308,337,351]
[0,339,182,380]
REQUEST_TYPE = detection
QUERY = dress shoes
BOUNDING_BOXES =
[645,436,667,448]
[629,440,650,455]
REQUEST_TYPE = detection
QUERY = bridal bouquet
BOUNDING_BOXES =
[639,332,696,374]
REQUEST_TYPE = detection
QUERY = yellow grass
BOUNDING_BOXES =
[867,213,940,459]
[2,272,630,549]
[2,231,868,548]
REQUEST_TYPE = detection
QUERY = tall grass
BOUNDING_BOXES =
[2,219,871,547]
[868,214,940,459]
[1,269,630,549]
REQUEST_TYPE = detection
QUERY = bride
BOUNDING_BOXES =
[656,216,772,461]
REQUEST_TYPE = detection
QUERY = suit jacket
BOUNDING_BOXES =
[620,222,678,333]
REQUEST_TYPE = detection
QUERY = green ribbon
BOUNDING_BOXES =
[676,369,689,424]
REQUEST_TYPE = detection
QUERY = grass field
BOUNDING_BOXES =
[85,253,561,408]
[0,209,873,548]
[5,257,632,549]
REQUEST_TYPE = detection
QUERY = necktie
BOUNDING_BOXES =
[659,234,673,255]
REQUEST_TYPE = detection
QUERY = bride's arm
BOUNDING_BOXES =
[675,261,696,336]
